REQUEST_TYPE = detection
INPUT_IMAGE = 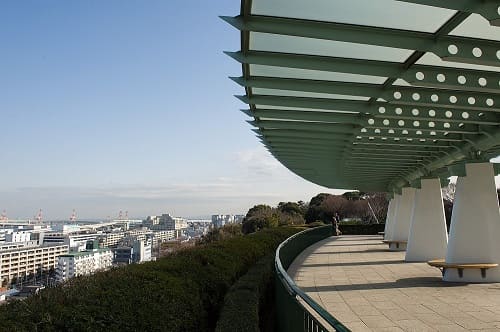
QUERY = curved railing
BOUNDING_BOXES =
[275,225,350,332]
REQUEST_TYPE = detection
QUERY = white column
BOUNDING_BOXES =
[384,198,395,240]
[405,178,448,262]
[444,162,500,282]
[385,194,400,241]
[389,188,416,251]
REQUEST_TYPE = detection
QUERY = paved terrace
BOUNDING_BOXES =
[288,235,500,332]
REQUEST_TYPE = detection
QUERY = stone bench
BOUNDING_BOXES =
[428,259,499,279]
[382,240,407,250]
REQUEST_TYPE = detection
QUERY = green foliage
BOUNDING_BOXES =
[242,202,307,234]
[0,227,301,332]
[215,255,275,332]
[305,192,388,224]
[199,223,242,244]
[305,221,326,228]
[242,205,279,234]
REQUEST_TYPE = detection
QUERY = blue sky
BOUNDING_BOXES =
[0,1,339,219]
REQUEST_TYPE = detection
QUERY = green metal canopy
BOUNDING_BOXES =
[224,0,500,193]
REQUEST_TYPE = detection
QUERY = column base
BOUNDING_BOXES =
[383,241,407,251]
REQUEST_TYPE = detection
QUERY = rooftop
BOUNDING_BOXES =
[288,235,500,331]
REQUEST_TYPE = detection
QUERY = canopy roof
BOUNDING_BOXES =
[224,0,500,193]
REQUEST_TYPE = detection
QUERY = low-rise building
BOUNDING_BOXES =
[56,240,112,282]
[43,231,99,252]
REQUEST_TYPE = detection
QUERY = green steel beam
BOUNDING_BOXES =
[250,108,366,124]
[222,15,500,66]
[233,76,500,111]
[250,119,359,134]
[239,96,500,125]
[227,51,500,93]
[395,0,500,26]
[258,129,352,141]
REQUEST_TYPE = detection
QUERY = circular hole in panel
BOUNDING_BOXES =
[443,132,449,136]
[361,128,367,133]
[478,112,484,117]
[458,75,466,84]
[412,93,421,101]
[430,131,437,136]
[431,94,439,102]
[394,137,400,141]
[458,123,464,128]
[428,109,436,117]
[478,77,487,86]
[356,136,362,139]
[416,130,422,135]
[394,91,402,99]
[448,45,458,55]
[368,119,375,125]
[428,122,435,128]
[381,137,387,140]
[369,137,374,140]
[407,138,413,141]
[444,122,451,128]
[413,121,420,127]
[415,72,425,80]
[472,47,482,58]
[388,129,395,134]
[378,107,386,114]
[374,129,381,134]
[437,73,446,82]
[449,96,457,103]
[383,119,390,126]
[412,108,419,116]
[420,139,426,142]
[498,6,500,15]
[497,50,500,60]
[395,107,403,115]
[398,120,405,126]
[402,130,409,135]
[468,97,476,105]
[486,98,494,106]
[445,111,453,118]
[462,112,469,119]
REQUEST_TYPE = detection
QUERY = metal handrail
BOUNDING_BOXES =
[275,226,351,332]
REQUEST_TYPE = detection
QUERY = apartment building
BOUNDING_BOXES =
[56,241,112,282]
[0,243,69,286]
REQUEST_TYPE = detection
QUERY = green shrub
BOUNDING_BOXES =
[305,221,326,228]
[215,255,275,332]
[0,227,301,332]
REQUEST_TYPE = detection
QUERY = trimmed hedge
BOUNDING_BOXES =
[0,227,301,332]
[215,255,275,332]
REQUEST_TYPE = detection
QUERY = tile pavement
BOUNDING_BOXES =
[287,235,500,332]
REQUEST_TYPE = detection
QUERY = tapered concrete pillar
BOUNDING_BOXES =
[444,162,500,282]
[405,178,448,262]
[384,198,396,241]
[389,188,416,250]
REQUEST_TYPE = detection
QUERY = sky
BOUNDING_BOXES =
[0,0,343,220]
[1,1,498,220]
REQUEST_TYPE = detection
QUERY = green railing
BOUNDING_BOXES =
[275,226,350,332]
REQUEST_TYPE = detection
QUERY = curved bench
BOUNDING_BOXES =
[428,259,499,279]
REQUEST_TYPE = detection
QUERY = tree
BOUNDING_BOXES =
[305,193,347,223]
[241,205,279,234]
[277,202,306,225]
